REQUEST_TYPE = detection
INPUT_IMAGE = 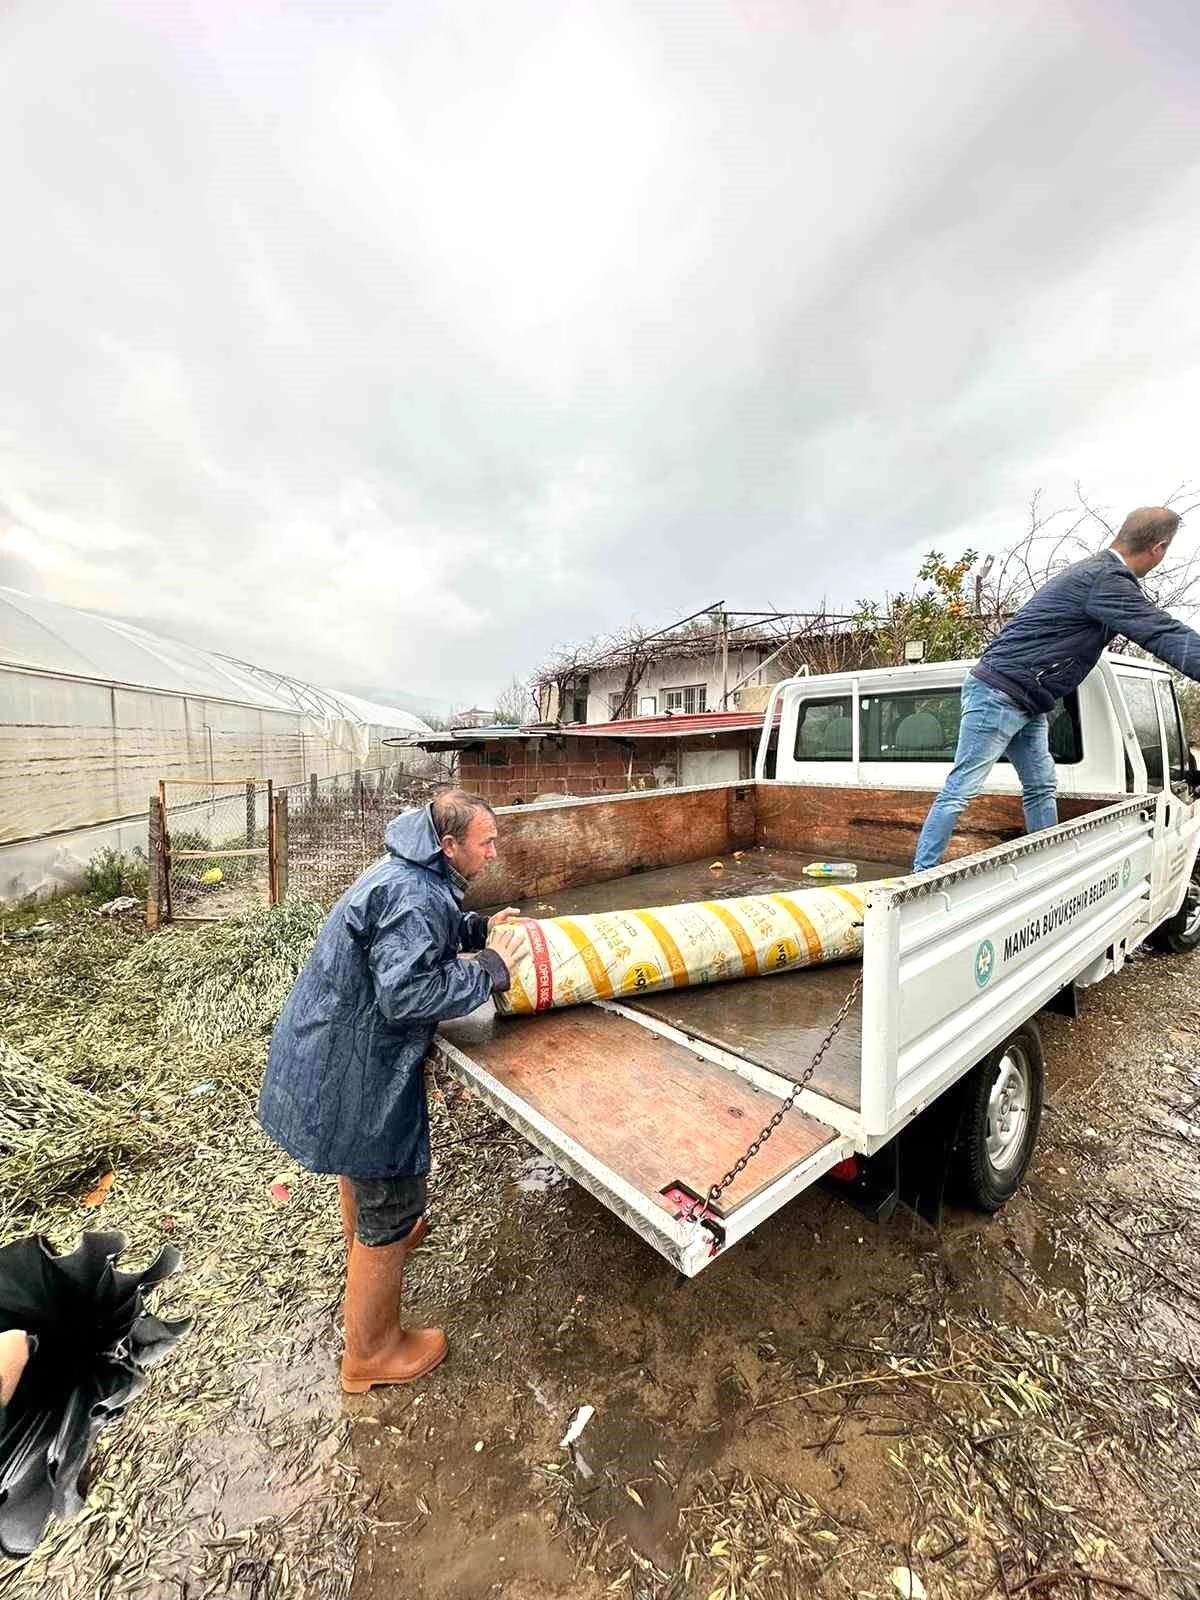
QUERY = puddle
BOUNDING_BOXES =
[185,1421,341,1529]
[184,1330,343,1532]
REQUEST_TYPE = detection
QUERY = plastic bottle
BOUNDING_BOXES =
[802,862,859,880]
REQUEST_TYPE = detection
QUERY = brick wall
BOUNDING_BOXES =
[458,738,662,806]
[457,732,754,806]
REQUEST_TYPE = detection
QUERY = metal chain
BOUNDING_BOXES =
[694,970,865,1218]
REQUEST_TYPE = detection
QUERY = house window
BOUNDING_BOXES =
[567,674,589,723]
[638,695,657,716]
[664,684,707,714]
[608,691,627,718]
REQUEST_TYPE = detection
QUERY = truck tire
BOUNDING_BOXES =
[1150,860,1200,955]
[951,1023,1044,1212]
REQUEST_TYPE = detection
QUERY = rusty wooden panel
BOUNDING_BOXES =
[498,844,899,918]
[467,787,748,910]
[438,1003,836,1215]
[754,784,1115,865]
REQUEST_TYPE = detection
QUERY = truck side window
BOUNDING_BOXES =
[1154,677,1186,787]
[793,697,852,760]
[1045,697,1083,764]
[1119,675,1165,789]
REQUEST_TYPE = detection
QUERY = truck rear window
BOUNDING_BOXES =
[792,688,1083,764]
[793,697,853,760]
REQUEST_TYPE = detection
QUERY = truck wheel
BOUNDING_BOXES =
[951,1023,1044,1212]
[1151,860,1200,955]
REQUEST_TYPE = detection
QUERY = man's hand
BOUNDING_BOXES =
[486,922,526,975]
[488,907,522,931]
[0,1329,31,1408]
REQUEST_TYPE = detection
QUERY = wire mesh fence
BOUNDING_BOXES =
[161,779,274,922]
[282,765,448,905]
[152,762,451,924]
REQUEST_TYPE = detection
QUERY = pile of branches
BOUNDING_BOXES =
[0,1040,158,1219]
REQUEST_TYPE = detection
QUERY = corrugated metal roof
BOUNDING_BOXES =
[573,710,776,738]
[412,708,778,747]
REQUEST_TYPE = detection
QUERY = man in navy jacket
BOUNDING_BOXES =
[914,506,1200,870]
[259,789,523,1391]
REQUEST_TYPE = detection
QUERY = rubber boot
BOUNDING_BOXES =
[339,1235,447,1394]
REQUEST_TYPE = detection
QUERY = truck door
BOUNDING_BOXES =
[1155,676,1190,799]
[1115,669,1199,927]
[1115,672,1167,793]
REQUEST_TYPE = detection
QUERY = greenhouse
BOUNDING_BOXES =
[0,586,432,904]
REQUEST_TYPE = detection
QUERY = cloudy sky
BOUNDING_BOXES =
[1,0,1197,710]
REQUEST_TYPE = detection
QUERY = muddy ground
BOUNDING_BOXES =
[346,945,1200,1600]
[3,915,1199,1600]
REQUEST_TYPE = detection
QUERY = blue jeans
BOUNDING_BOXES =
[913,674,1058,871]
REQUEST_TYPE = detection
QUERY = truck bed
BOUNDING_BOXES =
[437,844,903,1265]
[511,845,907,1111]
[436,779,1165,1274]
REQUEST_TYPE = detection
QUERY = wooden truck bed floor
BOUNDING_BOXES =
[508,845,907,1111]
[440,845,905,1223]
[438,1002,839,1218]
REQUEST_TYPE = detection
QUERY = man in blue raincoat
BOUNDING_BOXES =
[259,789,524,1392]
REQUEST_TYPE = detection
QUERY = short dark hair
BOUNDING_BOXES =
[431,788,494,842]
[1113,506,1181,555]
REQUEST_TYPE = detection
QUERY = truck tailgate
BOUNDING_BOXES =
[435,1000,851,1276]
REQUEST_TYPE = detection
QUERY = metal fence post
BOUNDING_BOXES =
[270,785,288,904]
[309,771,318,809]
[245,780,256,852]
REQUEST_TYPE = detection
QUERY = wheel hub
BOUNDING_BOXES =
[986,1048,1032,1174]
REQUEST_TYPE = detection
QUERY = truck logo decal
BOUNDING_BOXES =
[1122,857,1131,887]
[974,940,995,988]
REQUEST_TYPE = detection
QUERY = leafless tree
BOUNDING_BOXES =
[982,481,1200,631]
[530,481,1200,713]
[492,674,539,727]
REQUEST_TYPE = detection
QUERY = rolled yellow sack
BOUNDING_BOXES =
[491,883,866,1015]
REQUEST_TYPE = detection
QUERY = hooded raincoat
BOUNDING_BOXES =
[258,806,508,1179]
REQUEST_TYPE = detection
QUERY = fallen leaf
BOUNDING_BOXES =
[890,1567,928,1600]
[625,1485,644,1507]
[82,1171,115,1207]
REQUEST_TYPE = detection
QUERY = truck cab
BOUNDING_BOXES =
[760,652,1194,801]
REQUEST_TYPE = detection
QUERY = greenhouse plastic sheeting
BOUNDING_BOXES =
[492,883,867,1015]
[0,586,433,866]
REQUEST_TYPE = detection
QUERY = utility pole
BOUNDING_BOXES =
[720,609,730,708]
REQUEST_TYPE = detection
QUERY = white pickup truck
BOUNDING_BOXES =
[435,652,1200,1276]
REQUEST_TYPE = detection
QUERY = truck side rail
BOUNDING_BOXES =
[859,795,1157,1141]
